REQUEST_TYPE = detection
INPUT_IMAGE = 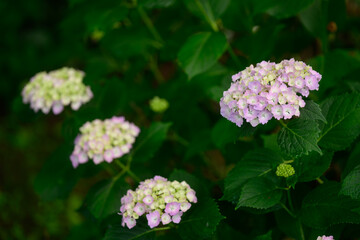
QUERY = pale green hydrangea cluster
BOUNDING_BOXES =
[119,176,197,229]
[276,163,295,178]
[22,67,93,114]
[71,116,140,168]
[149,96,169,113]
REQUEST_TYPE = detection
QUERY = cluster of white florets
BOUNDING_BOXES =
[70,116,140,168]
[22,67,93,114]
[220,59,321,127]
[119,176,197,229]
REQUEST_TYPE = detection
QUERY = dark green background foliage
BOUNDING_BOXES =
[1,0,360,239]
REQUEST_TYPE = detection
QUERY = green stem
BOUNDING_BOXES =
[279,119,287,128]
[316,177,324,184]
[137,6,164,43]
[115,158,141,183]
[148,55,164,84]
[280,202,296,218]
[287,190,295,212]
[298,221,305,240]
[283,160,294,164]
[227,44,242,68]
[195,0,218,32]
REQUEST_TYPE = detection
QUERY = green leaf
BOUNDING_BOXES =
[236,177,283,210]
[33,144,79,201]
[301,181,360,229]
[300,100,327,123]
[132,122,171,163]
[318,93,360,151]
[86,175,129,220]
[103,220,156,240]
[278,118,322,158]
[178,32,227,79]
[299,0,327,42]
[293,151,333,182]
[254,230,272,240]
[177,198,224,240]
[261,133,281,153]
[343,142,360,178]
[340,164,360,200]
[211,118,242,149]
[222,149,283,204]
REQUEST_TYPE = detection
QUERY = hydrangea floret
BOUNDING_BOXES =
[220,59,321,127]
[22,67,93,114]
[70,116,140,168]
[149,96,169,113]
[119,176,197,229]
[276,163,295,178]
[317,236,334,240]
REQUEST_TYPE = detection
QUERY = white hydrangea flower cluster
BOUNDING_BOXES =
[220,59,322,127]
[70,116,140,168]
[22,67,93,114]
[119,176,197,229]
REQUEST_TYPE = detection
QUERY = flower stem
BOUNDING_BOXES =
[279,202,296,218]
[148,54,164,84]
[137,6,164,43]
[287,190,295,212]
[115,158,141,183]
[195,0,218,32]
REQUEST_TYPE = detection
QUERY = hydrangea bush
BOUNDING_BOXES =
[14,1,360,240]
[22,67,93,114]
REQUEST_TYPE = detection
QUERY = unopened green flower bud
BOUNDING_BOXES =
[150,96,169,113]
[276,163,295,178]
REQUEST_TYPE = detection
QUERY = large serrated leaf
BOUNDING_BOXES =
[236,177,283,210]
[301,181,360,229]
[278,118,322,158]
[294,151,333,182]
[318,93,360,151]
[177,198,224,240]
[178,32,227,79]
[300,100,327,123]
[86,175,129,220]
[222,149,283,204]
[343,142,360,178]
[132,122,171,163]
[340,164,360,200]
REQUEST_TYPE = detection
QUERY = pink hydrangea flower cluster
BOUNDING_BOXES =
[22,67,93,114]
[220,59,321,127]
[70,116,140,168]
[119,176,197,229]
[317,236,334,240]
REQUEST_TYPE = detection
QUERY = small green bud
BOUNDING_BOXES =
[276,163,295,178]
[149,96,169,113]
